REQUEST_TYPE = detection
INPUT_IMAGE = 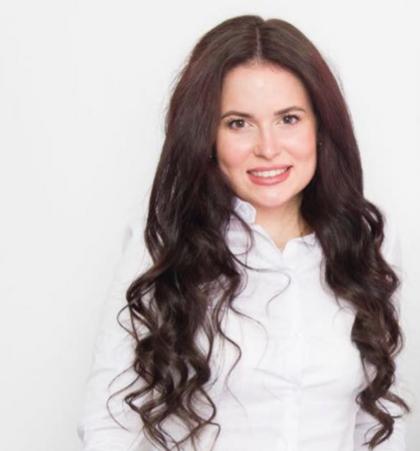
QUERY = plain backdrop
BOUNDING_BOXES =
[0,1,419,450]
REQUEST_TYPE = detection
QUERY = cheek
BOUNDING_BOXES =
[287,127,317,160]
[216,132,251,168]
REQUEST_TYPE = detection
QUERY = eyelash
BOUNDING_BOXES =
[226,114,300,129]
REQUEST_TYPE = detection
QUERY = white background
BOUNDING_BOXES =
[0,1,419,450]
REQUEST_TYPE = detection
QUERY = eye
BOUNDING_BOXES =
[282,114,300,125]
[226,118,246,129]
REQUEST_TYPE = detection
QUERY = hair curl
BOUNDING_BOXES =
[107,15,410,450]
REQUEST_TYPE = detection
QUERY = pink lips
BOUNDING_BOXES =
[248,164,291,172]
[247,166,292,186]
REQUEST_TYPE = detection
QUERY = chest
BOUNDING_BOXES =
[203,266,367,404]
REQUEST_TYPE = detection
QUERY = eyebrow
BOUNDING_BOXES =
[220,106,306,120]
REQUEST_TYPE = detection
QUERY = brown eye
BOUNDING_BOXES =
[283,114,300,125]
[227,119,246,129]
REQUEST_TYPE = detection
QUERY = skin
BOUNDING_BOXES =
[215,61,318,250]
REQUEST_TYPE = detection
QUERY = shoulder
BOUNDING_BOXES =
[379,208,405,315]
[381,208,403,273]
[115,208,152,286]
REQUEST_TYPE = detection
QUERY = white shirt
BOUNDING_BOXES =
[77,196,407,450]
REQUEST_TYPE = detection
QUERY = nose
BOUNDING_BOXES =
[253,126,281,159]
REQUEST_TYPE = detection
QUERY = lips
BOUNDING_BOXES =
[247,165,292,185]
[247,165,292,173]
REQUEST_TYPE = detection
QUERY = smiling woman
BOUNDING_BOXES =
[77,14,411,451]
[215,63,318,248]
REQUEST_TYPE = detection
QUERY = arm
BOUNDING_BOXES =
[354,215,408,450]
[77,213,151,451]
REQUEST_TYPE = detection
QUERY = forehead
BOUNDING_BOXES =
[220,63,311,107]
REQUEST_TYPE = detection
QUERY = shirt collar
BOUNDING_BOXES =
[231,195,317,247]
[232,195,257,224]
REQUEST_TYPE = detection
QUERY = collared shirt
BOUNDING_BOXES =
[77,196,407,450]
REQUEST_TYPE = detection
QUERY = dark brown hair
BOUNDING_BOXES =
[108,15,410,450]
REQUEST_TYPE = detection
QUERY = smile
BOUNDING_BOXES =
[247,166,292,185]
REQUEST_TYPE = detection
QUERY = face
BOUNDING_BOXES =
[215,62,318,218]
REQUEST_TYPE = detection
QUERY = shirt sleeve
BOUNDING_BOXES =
[77,213,152,451]
[353,214,408,450]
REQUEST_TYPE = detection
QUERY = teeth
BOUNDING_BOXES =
[250,168,289,178]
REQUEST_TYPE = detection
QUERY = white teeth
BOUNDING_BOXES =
[250,168,289,178]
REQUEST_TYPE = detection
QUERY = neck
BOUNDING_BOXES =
[254,198,312,249]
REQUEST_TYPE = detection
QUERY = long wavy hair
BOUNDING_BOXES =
[108,15,410,450]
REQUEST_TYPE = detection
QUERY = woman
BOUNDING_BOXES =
[77,15,411,451]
